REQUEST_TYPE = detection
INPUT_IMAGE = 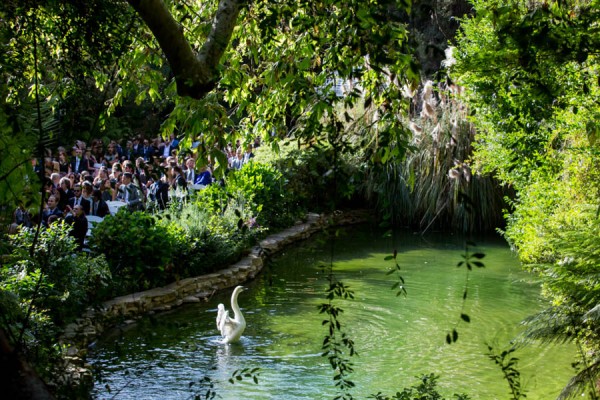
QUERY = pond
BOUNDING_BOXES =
[89,225,580,399]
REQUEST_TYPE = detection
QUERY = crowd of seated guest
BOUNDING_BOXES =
[9,134,261,248]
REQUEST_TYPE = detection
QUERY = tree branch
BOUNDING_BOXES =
[126,0,243,99]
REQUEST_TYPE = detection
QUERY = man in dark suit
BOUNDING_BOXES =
[57,177,75,211]
[67,184,91,215]
[141,139,155,162]
[66,205,88,250]
[69,147,89,174]
[90,189,110,218]
[123,140,136,161]
[132,137,143,159]
[184,157,197,184]
[117,172,143,211]
[42,195,63,226]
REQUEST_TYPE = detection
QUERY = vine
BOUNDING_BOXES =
[446,240,485,345]
[318,274,357,400]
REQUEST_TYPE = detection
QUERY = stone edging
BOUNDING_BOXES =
[57,209,371,388]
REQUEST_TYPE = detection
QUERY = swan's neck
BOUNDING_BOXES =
[231,290,245,322]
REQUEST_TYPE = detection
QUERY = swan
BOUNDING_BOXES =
[216,286,247,343]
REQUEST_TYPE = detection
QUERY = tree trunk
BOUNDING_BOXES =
[0,328,55,399]
[126,0,243,99]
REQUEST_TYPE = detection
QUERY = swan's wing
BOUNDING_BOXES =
[220,317,245,343]
[220,317,236,338]
[216,304,229,333]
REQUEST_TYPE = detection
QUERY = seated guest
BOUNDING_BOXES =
[44,156,60,175]
[141,139,155,162]
[58,177,74,211]
[184,157,197,184]
[194,165,213,186]
[69,147,89,174]
[170,165,187,191]
[68,184,91,215]
[243,144,255,163]
[123,140,136,161]
[65,205,87,250]
[103,143,119,167]
[50,172,61,189]
[57,150,70,174]
[110,162,123,182]
[91,139,104,165]
[148,175,169,210]
[14,204,33,228]
[85,148,98,175]
[101,178,118,202]
[117,172,143,211]
[42,195,63,226]
[81,181,94,203]
[135,157,149,187]
[230,148,244,170]
[90,189,110,218]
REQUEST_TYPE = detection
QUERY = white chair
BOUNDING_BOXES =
[106,201,127,215]
[86,215,104,236]
[188,184,206,195]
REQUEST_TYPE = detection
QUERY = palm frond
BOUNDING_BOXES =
[557,357,600,400]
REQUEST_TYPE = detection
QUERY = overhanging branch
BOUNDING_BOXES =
[127,0,243,99]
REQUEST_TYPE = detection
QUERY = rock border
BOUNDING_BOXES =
[57,209,371,390]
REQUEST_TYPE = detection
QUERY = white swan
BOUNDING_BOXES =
[216,286,247,343]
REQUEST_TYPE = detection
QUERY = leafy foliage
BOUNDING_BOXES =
[225,161,298,229]
[89,209,173,295]
[0,223,110,381]
[452,0,600,190]
[0,103,39,217]
[369,373,471,400]
[319,272,357,399]
[263,142,367,215]
[158,199,262,279]
[486,345,526,400]
[385,247,407,297]
[451,0,600,396]
[188,368,261,400]
[444,241,484,345]
[228,368,261,385]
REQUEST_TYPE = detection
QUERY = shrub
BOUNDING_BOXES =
[227,161,298,229]
[159,199,263,278]
[89,209,173,295]
[0,223,110,382]
[196,161,301,230]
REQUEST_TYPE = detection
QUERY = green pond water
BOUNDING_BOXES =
[89,225,581,399]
